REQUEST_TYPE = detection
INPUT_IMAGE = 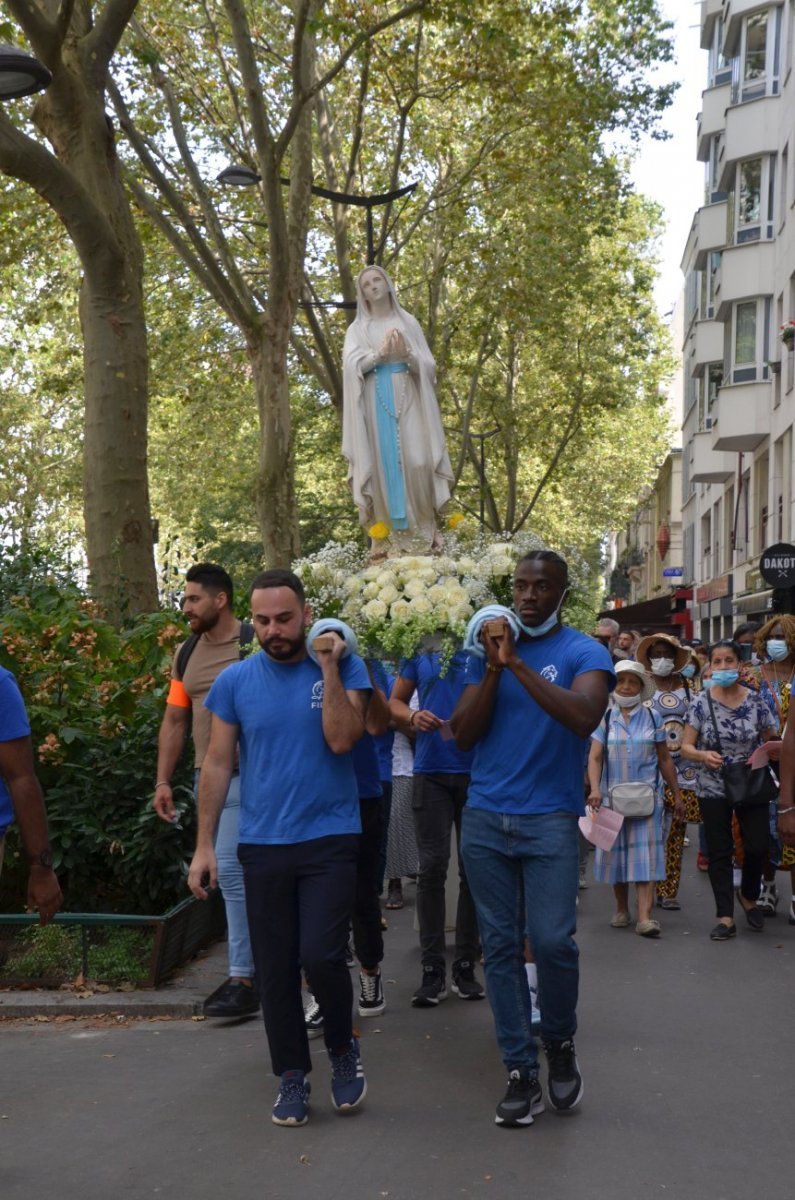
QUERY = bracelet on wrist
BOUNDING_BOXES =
[778,805,795,815]
[408,711,417,727]
[155,780,171,790]
[486,663,503,674]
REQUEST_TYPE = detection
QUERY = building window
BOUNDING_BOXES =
[731,300,772,384]
[732,7,782,102]
[709,21,733,87]
[706,135,727,205]
[734,301,757,371]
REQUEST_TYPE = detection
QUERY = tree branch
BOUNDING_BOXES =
[86,0,140,79]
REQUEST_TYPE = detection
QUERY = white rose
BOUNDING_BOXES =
[449,601,474,624]
[378,583,400,605]
[362,566,381,582]
[456,557,476,574]
[435,556,455,575]
[362,581,380,600]
[418,566,437,585]
[390,599,411,623]
[489,542,514,556]
[404,578,427,599]
[376,570,396,588]
[344,574,363,594]
[428,584,447,605]
[488,555,513,577]
[409,595,433,615]
[362,598,388,621]
[444,584,469,606]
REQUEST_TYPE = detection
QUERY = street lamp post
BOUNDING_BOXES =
[217,164,418,287]
[0,44,51,101]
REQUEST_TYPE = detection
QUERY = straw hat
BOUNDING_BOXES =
[613,659,654,703]
[635,633,690,674]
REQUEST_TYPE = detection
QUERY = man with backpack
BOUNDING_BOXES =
[153,562,258,1018]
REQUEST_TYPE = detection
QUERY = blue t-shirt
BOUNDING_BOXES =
[205,651,371,844]
[352,733,383,800]
[0,667,32,834]
[368,662,395,783]
[465,627,615,816]
[398,652,474,774]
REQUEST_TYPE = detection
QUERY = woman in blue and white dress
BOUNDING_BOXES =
[587,661,682,938]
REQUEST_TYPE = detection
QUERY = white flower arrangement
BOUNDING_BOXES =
[292,529,551,663]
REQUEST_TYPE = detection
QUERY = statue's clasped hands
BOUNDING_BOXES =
[378,328,408,361]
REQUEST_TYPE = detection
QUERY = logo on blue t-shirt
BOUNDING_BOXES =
[311,680,324,709]
[540,664,558,682]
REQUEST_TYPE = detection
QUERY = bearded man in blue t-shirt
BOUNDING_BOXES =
[188,569,371,1129]
[452,550,615,1129]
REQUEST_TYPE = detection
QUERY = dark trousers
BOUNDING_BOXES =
[352,796,385,970]
[239,835,358,1076]
[377,781,392,895]
[412,772,479,970]
[699,794,768,919]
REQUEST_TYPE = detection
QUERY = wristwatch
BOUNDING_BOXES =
[29,849,54,869]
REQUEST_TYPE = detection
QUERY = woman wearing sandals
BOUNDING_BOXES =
[587,661,682,937]
[635,633,702,912]
[682,639,778,940]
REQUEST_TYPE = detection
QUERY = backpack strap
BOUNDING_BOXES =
[603,708,611,794]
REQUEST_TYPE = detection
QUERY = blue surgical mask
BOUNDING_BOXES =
[680,663,696,679]
[767,639,789,662]
[701,676,714,689]
[711,669,739,688]
[518,589,568,639]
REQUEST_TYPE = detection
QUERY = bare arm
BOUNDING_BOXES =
[681,724,723,770]
[0,737,62,924]
[656,743,683,818]
[365,679,391,737]
[316,637,367,753]
[390,675,443,735]
[187,714,238,900]
[586,739,604,807]
[153,704,190,821]
[779,718,795,846]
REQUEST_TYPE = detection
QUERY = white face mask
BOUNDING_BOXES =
[614,692,641,709]
[650,657,674,677]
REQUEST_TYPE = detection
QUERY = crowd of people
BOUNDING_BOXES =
[3,556,795,1133]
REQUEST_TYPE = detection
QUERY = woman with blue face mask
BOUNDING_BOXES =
[681,640,779,940]
[752,616,795,922]
[636,634,700,912]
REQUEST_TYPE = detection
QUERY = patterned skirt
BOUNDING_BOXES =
[663,785,701,823]
[384,774,419,879]
[593,800,666,884]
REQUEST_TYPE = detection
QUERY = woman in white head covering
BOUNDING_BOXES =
[342,266,453,552]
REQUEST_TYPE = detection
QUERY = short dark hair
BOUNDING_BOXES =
[249,568,305,604]
[709,638,741,664]
[185,562,233,605]
[516,549,569,588]
[732,621,760,641]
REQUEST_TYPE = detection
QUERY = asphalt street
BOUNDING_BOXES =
[2,846,795,1200]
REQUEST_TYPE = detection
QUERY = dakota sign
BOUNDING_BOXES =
[759,543,795,589]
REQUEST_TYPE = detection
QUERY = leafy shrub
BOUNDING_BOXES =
[0,555,195,914]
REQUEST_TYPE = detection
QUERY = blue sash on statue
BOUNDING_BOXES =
[373,362,409,530]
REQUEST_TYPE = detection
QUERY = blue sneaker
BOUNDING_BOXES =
[272,1070,310,1126]
[329,1037,367,1112]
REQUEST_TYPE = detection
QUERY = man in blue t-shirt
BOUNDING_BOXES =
[187,570,371,1129]
[452,550,614,1128]
[390,651,483,1007]
[0,667,62,924]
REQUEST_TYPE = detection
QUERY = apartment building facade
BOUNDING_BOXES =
[681,0,795,641]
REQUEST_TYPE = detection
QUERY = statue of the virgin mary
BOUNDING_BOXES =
[342,266,453,553]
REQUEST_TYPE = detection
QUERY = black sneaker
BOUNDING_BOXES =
[304,993,324,1039]
[451,959,485,1001]
[358,969,386,1017]
[203,978,260,1018]
[411,965,447,1007]
[495,1068,544,1127]
[543,1038,583,1112]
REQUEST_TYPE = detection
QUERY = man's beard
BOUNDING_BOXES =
[188,611,219,635]
[260,630,306,661]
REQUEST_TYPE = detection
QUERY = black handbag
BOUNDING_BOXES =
[705,689,777,810]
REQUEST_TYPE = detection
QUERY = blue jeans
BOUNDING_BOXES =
[460,807,579,1073]
[195,770,254,978]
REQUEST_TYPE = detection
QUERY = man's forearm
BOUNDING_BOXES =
[10,776,51,858]
[155,716,188,785]
[196,760,232,849]
[322,665,365,752]
[451,674,500,750]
